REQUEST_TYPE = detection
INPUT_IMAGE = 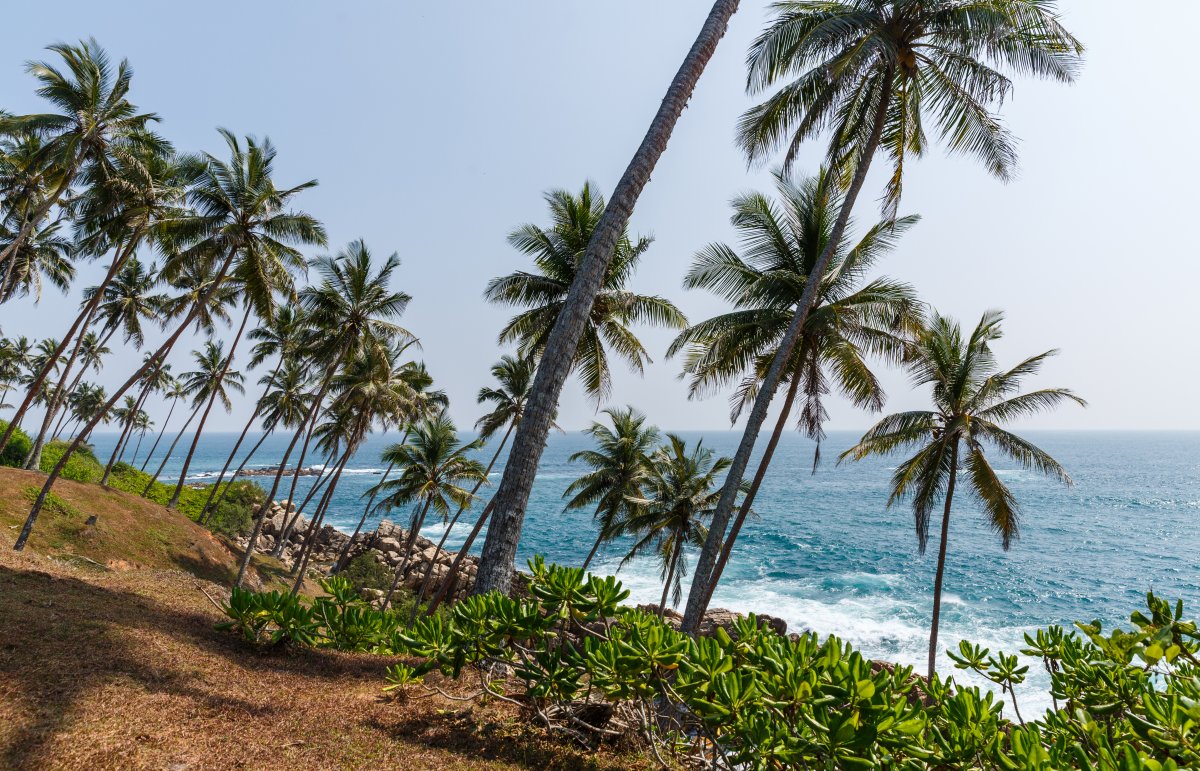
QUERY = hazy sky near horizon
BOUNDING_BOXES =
[2,1,1197,434]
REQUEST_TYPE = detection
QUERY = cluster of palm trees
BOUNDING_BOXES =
[2,0,1089,683]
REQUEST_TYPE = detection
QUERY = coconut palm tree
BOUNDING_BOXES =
[0,218,73,302]
[164,340,244,507]
[63,382,106,438]
[86,256,164,349]
[198,305,310,523]
[564,406,659,573]
[140,377,184,473]
[100,354,172,485]
[267,241,414,546]
[840,310,1084,680]
[474,0,740,596]
[671,168,922,620]
[415,354,547,611]
[0,336,33,410]
[621,435,740,616]
[684,0,1085,633]
[0,38,161,283]
[163,130,324,509]
[50,331,111,439]
[372,414,487,608]
[485,183,686,403]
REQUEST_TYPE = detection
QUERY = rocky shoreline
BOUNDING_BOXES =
[240,499,793,637]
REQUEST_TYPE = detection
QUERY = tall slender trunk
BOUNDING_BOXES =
[658,538,683,619]
[580,530,607,574]
[383,497,434,609]
[141,397,179,472]
[142,402,203,496]
[130,428,147,466]
[102,360,161,486]
[234,422,305,587]
[0,232,138,456]
[198,358,283,522]
[410,425,512,615]
[928,441,959,682]
[698,371,802,614]
[474,0,741,596]
[288,451,350,595]
[272,450,338,557]
[168,304,253,509]
[204,428,272,524]
[332,458,397,573]
[681,67,897,634]
[426,499,494,615]
[14,246,240,551]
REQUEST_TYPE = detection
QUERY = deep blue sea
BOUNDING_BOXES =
[88,429,1200,715]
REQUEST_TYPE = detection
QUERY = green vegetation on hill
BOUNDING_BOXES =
[0,420,30,468]
[39,440,103,483]
[105,462,263,539]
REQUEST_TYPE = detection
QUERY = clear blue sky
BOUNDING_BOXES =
[2,1,1197,433]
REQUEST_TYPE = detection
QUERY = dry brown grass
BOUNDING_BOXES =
[0,471,647,770]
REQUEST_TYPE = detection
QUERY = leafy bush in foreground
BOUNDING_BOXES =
[0,420,31,467]
[40,440,103,483]
[221,561,1200,769]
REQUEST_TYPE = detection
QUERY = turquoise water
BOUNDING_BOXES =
[89,429,1200,715]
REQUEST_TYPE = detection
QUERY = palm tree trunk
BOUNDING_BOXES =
[928,442,959,682]
[197,358,282,522]
[0,232,138,456]
[142,402,203,496]
[698,372,802,614]
[410,424,511,611]
[130,428,147,466]
[580,532,607,574]
[383,497,434,609]
[273,450,339,557]
[234,422,306,588]
[288,452,351,595]
[15,245,239,551]
[474,0,740,597]
[141,397,179,472]
[425,499,495,615]
[168,304,253,509]
[332,457,397,573]
[204,428,273,525]
[681,66,897,635]
[658,539,683,618]
[102,366,159,486]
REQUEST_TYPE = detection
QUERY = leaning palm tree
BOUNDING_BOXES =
[50,331,111,439]
[372,414,487,608]
[474,0,741,596]
[684,0,1085,633]
[0,38,161,281]
[840,310,1084,680]
[0,218,74,302]
[485,183,686,403]
[621,435,739,616]
[671,168,921,619]
[563,406,660,572]
[164,341,244,508]
[100,355,172,485]
[140,377,185,473]
[162,129,324,509]
[416,354,549,611]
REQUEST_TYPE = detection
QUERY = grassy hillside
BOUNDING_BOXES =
[0,467,278,587]
[0,503,642,769]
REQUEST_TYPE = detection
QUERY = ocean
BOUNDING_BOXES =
[87,428,1200,716]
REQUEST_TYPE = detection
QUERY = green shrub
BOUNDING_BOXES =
[198,480,263,538]
[40,440,103,483]
[342,552,392,593]
[0,420,31,467]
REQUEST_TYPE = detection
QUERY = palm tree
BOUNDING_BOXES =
[840,310,1084,680]
[621,435,738,616]
[416,354,546,612]
[0,42,170,459]
[164,341,244,507]
[140,377,185,473]
[563,406,659,573]
[372,414,487,608]
[87,256,164,349]
[671,168,922,620]
[485,184,686,402]
[100,355,171,485]
[474,0,740,596]
[684,0,1084,633]
[0,218,74,301]
[50,331,111,439]
[0,336,34,410]
[63,382,106,438]
[0,38,161,283]
[198,305,309,523]
[163,129,323,510]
